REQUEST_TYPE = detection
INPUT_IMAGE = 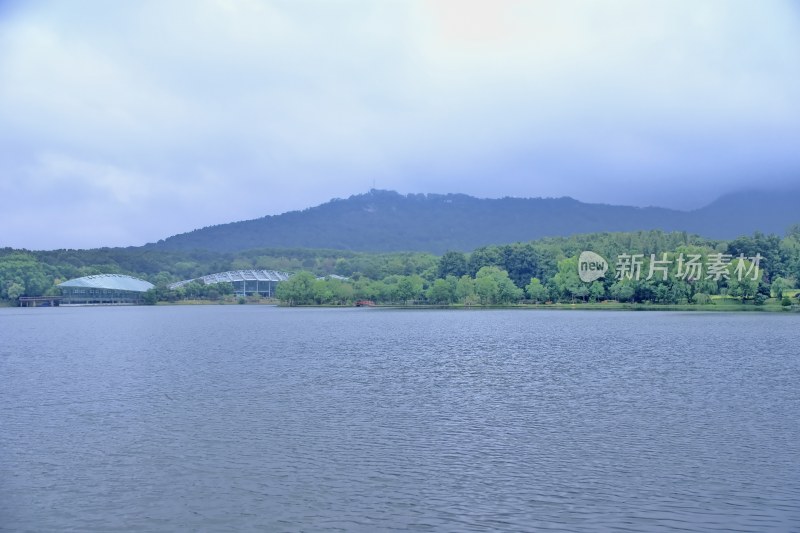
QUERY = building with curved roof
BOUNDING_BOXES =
[169,270,291,298]
[58,274,154,305]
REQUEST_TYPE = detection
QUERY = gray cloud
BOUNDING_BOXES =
[1,0,799,249]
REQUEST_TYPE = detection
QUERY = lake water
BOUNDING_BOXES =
[1,306,799,531]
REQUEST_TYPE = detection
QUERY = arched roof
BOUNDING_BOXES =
[58,274,155,292]
[169,270,291,289]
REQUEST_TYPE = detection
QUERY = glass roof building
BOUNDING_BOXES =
[58,274,155,305]
[169,270,291,298]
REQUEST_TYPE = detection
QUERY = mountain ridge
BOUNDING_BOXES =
[146,188,800,254]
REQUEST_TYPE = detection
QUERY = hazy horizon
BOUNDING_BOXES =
[6,185,800,252]
[2,1,799,249]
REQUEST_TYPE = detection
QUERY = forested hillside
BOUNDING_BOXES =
[3,228,799,306]
[147,189,800,253]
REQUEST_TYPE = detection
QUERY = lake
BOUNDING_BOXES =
[1,306,799,531]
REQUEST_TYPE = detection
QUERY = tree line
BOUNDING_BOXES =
[2,228,799,306]
[277,229,800,306]
[0,246,436,302]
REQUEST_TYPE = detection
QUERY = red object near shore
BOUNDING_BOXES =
[355,300,375,307]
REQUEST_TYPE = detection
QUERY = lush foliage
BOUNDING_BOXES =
[0,246,436,303]
[274,229,800,306]
[3,228,800,307]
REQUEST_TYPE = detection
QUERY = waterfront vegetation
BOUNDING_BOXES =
[2,228,800,309]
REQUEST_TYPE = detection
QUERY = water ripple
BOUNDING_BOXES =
[1,307,799,531]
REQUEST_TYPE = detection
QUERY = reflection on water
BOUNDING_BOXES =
[1,306,799,531]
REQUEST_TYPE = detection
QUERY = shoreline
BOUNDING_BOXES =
[5,299,797,313]
[275,302,799,313]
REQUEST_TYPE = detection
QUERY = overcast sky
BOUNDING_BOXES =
[1,1,799,250]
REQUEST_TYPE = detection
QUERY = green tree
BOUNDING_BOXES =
[552,257,583,302]
[6,282,25,302]
[474,275,497,304]
[378,277,400,302]
[589,281,605,302]
[525,277,549,303]
[142,288,159,305]
[276,271,316,305]
[0,253,53,299]
[609,281,635,302]
[728,257,762,302]
[330,279,355,305]
[215,282,234,297]
[573,284,589,302]
[455,275,476,305]
[396,275,424,303]
[475,266,522,304]
[692,293,711,304]
[728,276,759,302]
[694,278,719,295]
[468,247,502,276]
[437,251,468,279]
[727,232,783,282]
[496,275,524,304]
[313,279,334,304]
[426,278,455,304]
[151,271,175,287]
[669,280,691,304]
[354,278,380,301]
[771,277,793,299]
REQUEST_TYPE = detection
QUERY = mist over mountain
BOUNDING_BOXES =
[147,188,800,254]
